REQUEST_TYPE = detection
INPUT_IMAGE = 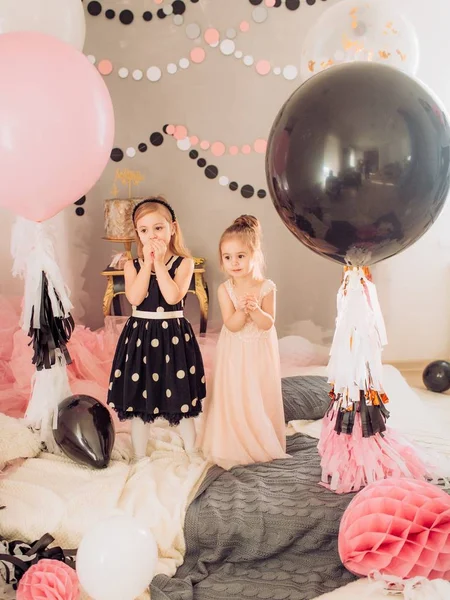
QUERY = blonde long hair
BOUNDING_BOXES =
[219,214,265,279]
[132,197,191,259]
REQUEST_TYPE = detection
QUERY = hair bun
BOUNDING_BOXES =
[233,214,260,231]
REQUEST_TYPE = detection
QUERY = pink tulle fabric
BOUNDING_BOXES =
[318,411,431,494]
[339,478,450,580]
[16,559,79,600]
[0,297,220,424]
[0,297,126,429]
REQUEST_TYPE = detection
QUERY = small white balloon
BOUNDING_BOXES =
[0,0,86,51]
[76,514,158,600]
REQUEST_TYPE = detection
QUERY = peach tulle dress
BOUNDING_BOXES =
[197,279,289,469]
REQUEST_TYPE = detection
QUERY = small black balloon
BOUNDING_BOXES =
[422,360,450,393]
[54,395,115,469]
[266,62,450,266]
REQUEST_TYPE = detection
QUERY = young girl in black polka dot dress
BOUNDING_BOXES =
[107,197,206,458]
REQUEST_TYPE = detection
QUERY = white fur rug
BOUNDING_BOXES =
[0,419,210,599]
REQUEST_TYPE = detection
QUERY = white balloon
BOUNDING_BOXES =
[301,0,419,82]
[0,0,86,51]
[76,515,158,600]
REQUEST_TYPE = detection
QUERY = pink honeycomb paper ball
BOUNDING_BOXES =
[339,478,450,580]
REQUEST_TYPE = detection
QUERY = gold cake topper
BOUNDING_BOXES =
[111,168,145,198]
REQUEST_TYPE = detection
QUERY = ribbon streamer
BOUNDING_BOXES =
[0,534,76,590]
[10,217,74,436]
[28,271,74,370]
[326,267,389,433]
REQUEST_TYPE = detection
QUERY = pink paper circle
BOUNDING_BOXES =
[211,142,226,157]
[166,124,175,136]
[265,0,276,6]
[239,21,250,33]
[254,139,267,154]
[98,59,113,76]
[241,145,251,155]
[190,136,199,145]
[200,140,210,150]
[174,125,188,140]
[154,0,163,4]
[190,47,206,64]
[229,145,239,155]
[256,60,271,76]
[204,28,220,45]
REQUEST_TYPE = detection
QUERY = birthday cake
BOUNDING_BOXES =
[104,198,142,239]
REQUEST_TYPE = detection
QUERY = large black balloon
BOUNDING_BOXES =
[266,62,450,265]
[422,360,450,393]
[54,395,115,469]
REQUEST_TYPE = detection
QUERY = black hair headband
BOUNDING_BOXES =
[132,198,176,222]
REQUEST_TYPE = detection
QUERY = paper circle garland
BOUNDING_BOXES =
[86,0,190,24]
[109,128,267,199]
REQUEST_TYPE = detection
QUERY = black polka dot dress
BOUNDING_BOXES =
[107,256,206,425]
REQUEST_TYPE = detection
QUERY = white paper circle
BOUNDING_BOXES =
[147,66,162,82]
[186,23,201,39]
[220,39,235,56]
[283,65,298,80]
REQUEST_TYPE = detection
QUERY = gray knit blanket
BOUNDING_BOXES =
[150,433,357,600]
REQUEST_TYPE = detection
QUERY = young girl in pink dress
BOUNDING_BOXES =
[197,215,289,469]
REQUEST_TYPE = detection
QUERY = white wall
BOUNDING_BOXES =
[375,0,450,362]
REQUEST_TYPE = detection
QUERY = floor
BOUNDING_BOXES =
[400,367,450,432]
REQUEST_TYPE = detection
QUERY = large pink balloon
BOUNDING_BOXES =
[0,32,114,222]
